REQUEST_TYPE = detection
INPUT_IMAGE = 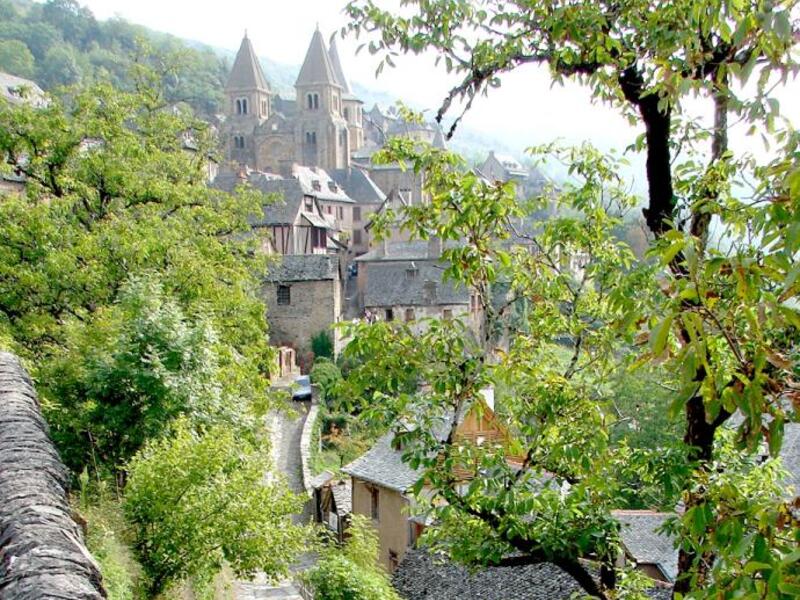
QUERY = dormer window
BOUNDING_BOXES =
[328,181,337,192]
[312,180,321,192]
[304,198,313,211]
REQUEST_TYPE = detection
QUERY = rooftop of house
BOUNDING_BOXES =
[264,254,338,283]
[331,167,386,204]
[393,549,672,600]
[613,510,677,582]
[292,164,354,203]
[331,478,352,515]
[213,170,333,228]
[343,432,420,493]
[364,261,470,308]
[356,240,457,263]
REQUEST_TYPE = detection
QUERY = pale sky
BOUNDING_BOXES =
[81,0,798,188]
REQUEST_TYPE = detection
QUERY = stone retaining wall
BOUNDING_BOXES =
[298,387,321,497]
[0,352,107,599]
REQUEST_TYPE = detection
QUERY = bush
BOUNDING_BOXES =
[311,330,334,360]
[310,359,343,402]
[305,515,399,600]
[124,419,307,596]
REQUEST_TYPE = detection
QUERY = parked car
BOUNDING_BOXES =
[291,375,312,401]
[348,262,358,278]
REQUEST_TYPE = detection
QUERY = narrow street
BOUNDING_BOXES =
[235,401,312,600]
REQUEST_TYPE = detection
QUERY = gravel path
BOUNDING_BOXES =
[236,401,313,600]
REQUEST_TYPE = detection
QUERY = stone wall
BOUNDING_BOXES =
[263,278,341,370]
[0,352,106,599]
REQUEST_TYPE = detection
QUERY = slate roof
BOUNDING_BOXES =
[0,352,106,599]
[296,29,341,88]
[292,165,354,203]
[613,510,677,582]
[0,72,45,106]
[331,167,386,204]
[213,171,325,227]
[394,549,672,600]
[356,241,436,263]
[364,261,470,308]
[343,432,420,493]
[264,254,338,283]
[226,34,270,92]
[328,37,352,94]
[330,478,352,515]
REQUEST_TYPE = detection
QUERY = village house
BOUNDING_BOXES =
[353,239,476,327]
[262,253,342,368]
[310,471,352,544]
[342,397,521,573]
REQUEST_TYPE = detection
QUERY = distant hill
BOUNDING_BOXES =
[0,0,523,166]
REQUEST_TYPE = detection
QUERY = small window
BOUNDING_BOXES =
[241,98,248,114]
[353,207,361,221]
[326,206,332,214]
[353,229,362,245]
[306,131,317,145]
[405,308,415,322]
[443,309,453,320]
[277,285,290,305]
[261,99,267,116]
[370,487,379,521]
[314,94,319,109]
[233,135,245,149]
[307,93,314,110]
[312,180,322,192]
[328,181,337,192]
[385,308,394,321]
[344,107,350,120]
[337,207,343,220]
[304,198,313,211]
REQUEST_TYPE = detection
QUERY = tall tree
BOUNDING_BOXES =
[343,1,800,596]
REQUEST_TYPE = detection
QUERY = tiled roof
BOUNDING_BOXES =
[296,29,340,88]
[213,172,314,226]
[356,241,439,263]
[292,165,354,203]
[328,37,352,94]
[330,478,352,515]
[342,433,420,493]
[264,254,338,283]
[331,167,386,204]
[393,549,672,600]
[225,35,270,91]
[613,510,677,582]
[363,261,470,308]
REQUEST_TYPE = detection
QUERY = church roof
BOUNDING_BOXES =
[296,29,341,88]
[226,34,270,92]
[328,37,352,94]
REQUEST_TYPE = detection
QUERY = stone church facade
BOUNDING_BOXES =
[222,30,364,177]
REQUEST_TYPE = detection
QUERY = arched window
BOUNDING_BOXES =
[235,99,242,114]
[305,131,317,145]
[344,107,350,120]
[307,94,314,110]
[233,135,245,149]
[241,98,248,114]
[261,100,267,116]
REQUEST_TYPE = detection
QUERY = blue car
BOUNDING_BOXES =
[292,375,312,401]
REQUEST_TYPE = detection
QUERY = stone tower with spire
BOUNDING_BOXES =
[293,27,350,172]
[329,37,364,152]
[224,32,271,167]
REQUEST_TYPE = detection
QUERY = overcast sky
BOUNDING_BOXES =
[80,0,798,188]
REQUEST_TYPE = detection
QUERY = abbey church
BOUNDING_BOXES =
[223,29,367,176]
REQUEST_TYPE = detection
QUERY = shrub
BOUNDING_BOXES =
[310,359,343,402]
[311,330,334,360]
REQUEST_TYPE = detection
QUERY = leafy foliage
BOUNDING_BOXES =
[310,358,343,402]
[124,418,307,596]
[305,515,400,600]
[0,0,226,116]
[0,69,273,478]
[312,330,335,360]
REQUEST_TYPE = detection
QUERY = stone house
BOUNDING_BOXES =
[263,254,342,369]
[331,166,386,255]
[291,164,355,240]
[342,399,521,573]
[310,471,352,544]
[354,239,477,328]
[477,150,549,201]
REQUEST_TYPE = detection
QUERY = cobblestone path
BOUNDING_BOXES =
[235,402,312,600]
